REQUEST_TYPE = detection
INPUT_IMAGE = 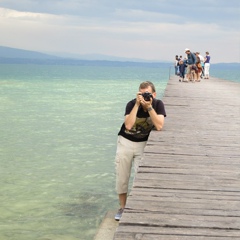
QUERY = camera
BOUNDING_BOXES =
[142,92,153,101]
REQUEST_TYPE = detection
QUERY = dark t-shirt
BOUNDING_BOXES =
[118,98,166,142]
[205,55,210,63]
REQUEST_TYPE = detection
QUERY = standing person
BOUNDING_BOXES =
[197,52,205,78]
[174,55,179,75]
[195,53,202,82]
[114,81,166,221]
[185,48,197,82]
[178,60,187,82]
[204,51,211,79]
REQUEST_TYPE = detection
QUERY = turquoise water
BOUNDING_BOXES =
[210,65,240,83]
[0,64,169,240]
[0,63,239,240]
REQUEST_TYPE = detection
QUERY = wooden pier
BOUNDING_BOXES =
[113,76,240,239]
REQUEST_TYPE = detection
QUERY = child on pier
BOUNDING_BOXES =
[178,60,187,82]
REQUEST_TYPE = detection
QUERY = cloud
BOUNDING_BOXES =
[0,1,239,63]
[0,7,68,25]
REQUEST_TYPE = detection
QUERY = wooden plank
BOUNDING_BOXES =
[143,145,240,157]
[114,231,239,240]
[132,179,240,192]
[119,211,240,230]
[135,172,240,182]
[115,226,240,237]
[140,154,240,164]
[130,188,240,199]
[125,199,240,216]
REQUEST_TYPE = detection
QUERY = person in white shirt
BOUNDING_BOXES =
[174,55,179,75]
[196,52,205,78]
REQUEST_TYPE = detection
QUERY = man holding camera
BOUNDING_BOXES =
[114,81,166,220]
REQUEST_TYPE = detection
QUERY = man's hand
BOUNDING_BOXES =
[140,98,152,109]
[136,92,152,110]
[135,92,143,107]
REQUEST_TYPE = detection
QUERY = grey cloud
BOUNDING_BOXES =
[1,0,239,24]
[0,0,238,29]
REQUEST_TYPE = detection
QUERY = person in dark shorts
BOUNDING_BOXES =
[178,60,187,82]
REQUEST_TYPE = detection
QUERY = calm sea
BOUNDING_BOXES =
[0,63,239,240]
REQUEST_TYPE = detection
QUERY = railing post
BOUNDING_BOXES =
[169,66,172,80]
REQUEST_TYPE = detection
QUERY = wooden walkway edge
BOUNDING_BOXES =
[113,76,240,239]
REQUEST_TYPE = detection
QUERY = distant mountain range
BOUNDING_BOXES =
[46,51,161,63]
[0,46,60,59]
[0,46,239,67]
[0,46,174,67]
[0,46,163,63]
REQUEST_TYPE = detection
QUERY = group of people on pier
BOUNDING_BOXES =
[174,49,211,82]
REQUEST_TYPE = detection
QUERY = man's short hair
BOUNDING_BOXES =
[139,81,156,93]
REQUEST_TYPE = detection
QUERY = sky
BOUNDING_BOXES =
[0,0,239,63]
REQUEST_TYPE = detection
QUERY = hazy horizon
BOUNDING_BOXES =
[1,45,240,65]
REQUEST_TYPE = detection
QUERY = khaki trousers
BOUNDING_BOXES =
[115,136,146,194]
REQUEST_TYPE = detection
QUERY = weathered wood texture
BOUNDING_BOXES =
[114,76,240,239]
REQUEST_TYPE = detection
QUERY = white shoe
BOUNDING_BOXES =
[115,208,124,221]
